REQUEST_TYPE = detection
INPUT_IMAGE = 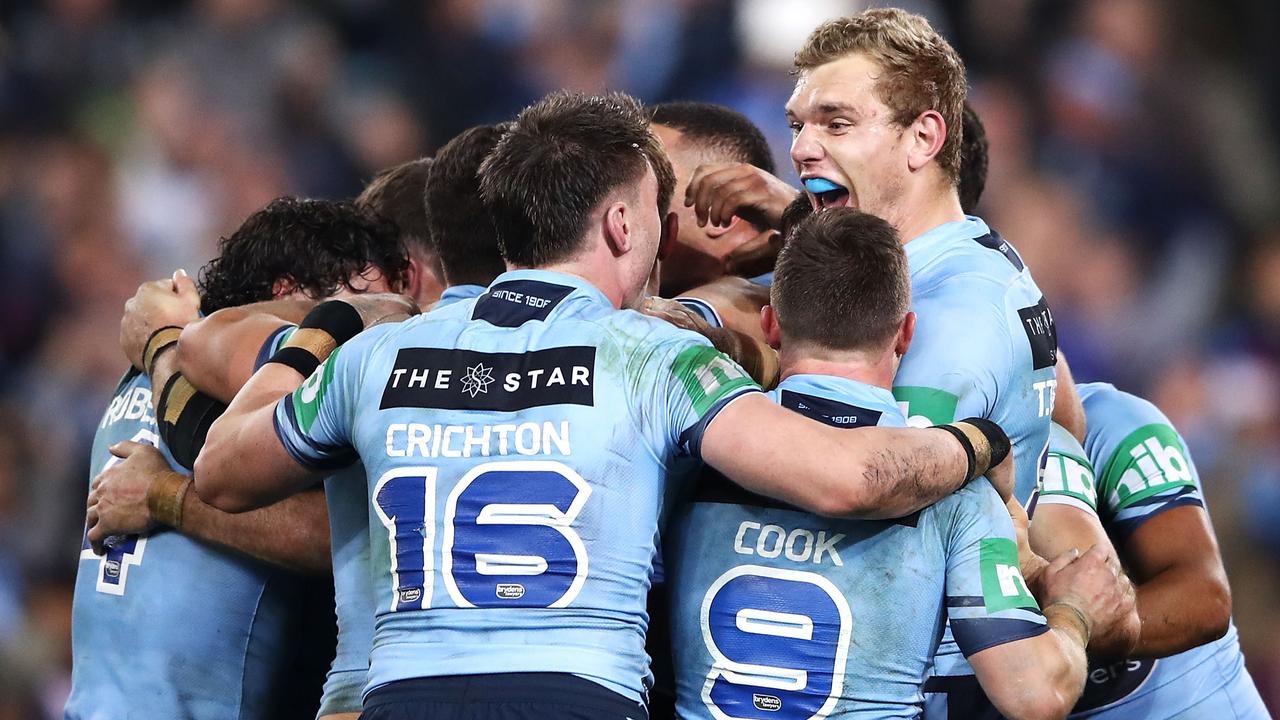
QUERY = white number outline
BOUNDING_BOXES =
[80,428,158,595]
[372,466,438,611]
[700,564,853,720]
[441,460,591,609]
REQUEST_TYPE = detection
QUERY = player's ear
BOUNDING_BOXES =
[704,214,740,239]
[761,304,782,350]
[907,110,947,173]
[402,256,425,301]
[603,202,632,257]
[895,311,916,357]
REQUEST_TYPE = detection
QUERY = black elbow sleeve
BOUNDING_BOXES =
[157,374,229,470]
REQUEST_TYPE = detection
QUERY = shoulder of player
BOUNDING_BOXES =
[926,476,1009,534]
[1081,383,1173,437]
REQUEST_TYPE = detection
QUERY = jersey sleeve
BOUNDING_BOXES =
[1038,424,1099,514]
[253,324,297,371]
[273,343,359,471]
[1094,422,1204,543]
[673,297,724,328]
[636,332,761,460]
[942,479,1048,657]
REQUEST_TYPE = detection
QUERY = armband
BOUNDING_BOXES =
[266,300,363,376]
[157,374,229,470]
[146,470,191,529]
[933,417,1010,482]
[142,326,183,377]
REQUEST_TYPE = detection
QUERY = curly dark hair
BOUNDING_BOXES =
[198,197,409,314]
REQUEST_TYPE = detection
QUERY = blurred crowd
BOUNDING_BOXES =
[0,0,1277,716]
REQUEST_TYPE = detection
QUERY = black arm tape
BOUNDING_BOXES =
[299,300,364,345]
[933,424,976,482]
[960,417,1011,474]
[268,346,321,378]
[157,374,229,470]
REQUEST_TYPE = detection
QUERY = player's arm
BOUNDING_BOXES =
[1122,505,1231,657]
[1052,352,1086,443]
[701,392,1011,519]
[86,441,330,574]
[175,299,316,403]
[197,297,415,512]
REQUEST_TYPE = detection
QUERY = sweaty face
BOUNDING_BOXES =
[786,53,910,221]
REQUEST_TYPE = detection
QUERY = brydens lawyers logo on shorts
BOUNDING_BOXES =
[380,346,595,411]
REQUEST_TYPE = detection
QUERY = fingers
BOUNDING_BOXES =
[172,268,199,301]
[86,508,104,554]
[687,164,747,227]
[1047,547,1080,574]
[109,440,141,459]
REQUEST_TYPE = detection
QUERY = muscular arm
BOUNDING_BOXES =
[196,363,322,513]
[175,299,313,403]
[1123,506,1232,658]
[181,484,329,574]
[968,614,1088,720]
[1052,353,1086,443]
[701,393,987,519]
[1030,503,1141,659]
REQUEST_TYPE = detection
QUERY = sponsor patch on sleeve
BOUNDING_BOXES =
[1101,423,1197,511]
[979,537,1037,612]
[671,344,757,416]
[892,386,959,427]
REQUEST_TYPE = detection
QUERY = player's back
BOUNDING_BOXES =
[275,270,759,703]
[893,216,1056,504]
[667,374,1045,719]
[66,371,298,720]
[1063,383,1268,719]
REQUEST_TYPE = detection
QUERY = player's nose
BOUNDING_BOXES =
[790,124,826,166]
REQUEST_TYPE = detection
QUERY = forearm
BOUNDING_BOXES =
[1130,565,1231,658]
[974,622,1087,720]
[178,303,313,402]
[179,486,330,574]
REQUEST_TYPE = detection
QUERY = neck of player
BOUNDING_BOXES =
[778,344,898,392]
[893,179,966,246]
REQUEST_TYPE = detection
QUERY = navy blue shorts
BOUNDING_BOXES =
[360,672,648,720]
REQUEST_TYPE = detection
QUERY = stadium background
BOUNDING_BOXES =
[0,0,1277,716]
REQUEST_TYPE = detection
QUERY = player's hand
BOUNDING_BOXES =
[685,163,796,231]
[120,270,202,369]
[984,452,1015,504]
[337,293,420,328]
[85,441,171,553]
[638,296,715,336]
[1041,545,1135,645]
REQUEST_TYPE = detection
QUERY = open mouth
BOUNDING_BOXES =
[803,177,851,210]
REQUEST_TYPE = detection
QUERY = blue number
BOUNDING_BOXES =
[443,461,590,608]
[372,468,437,611]
[701,565,852,719]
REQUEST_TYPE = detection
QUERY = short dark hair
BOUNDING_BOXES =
[426,124,508,287]
[198,197,409,314]
[779,192,815,241]
[649,101,775,175]
[479,91,676,267]
[958,103,988,214]
[772,208,909,352]
[356,157,434,258]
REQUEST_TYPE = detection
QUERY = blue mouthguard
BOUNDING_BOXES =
[803,178,843,194]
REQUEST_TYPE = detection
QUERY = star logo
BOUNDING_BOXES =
[460,363,495,398]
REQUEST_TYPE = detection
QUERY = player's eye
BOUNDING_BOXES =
[828,119,852,132]
[788,121,803,136]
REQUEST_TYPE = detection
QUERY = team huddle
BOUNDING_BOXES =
[68,8,1269,720]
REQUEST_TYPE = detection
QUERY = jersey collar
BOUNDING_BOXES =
[904,214,991,275]
[777,373,900,415]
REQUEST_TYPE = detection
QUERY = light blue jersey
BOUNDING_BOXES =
[264,284,491,717]
[668,374,1046,719]
[675,296,724,329]
[66,371,298,720]
[1041,383,1268,719]
[274,269,761,703]
[903,217,1058,719]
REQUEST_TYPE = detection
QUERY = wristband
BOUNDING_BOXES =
[147,471,192,529]
[1044,600,1093,649]
[142,326,183,377]
[934,417,1011,482]
[266,300,363,375]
